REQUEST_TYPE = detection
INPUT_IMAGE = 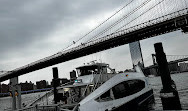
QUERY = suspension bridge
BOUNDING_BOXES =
[0,0,188,82]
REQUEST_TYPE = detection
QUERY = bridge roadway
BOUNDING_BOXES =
[0,9,188,82]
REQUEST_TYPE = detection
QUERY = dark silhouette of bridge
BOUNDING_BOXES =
[0,0,188,82]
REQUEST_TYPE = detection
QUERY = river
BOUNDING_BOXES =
[0,72,188,110]
[148,72,188,110]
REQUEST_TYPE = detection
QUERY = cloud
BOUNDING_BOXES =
[0,0,124,60]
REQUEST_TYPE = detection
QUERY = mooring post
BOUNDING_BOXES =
[10,77,19,110]
[17,84,22,109]
[11,86,17,110]
[154,42,182,110]
[52,67,59,104]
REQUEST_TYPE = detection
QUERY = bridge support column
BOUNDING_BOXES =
[154,42,182,110]
[52,67,60,104]
[129,41,144,68]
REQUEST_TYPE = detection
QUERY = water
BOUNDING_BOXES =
[0,73,188,110]
[149,72,188,110]
[0,92,46,110]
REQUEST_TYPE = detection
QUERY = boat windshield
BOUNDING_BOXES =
[77,65,99,76]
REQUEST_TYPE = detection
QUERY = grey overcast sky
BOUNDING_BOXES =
[0,0,188,84]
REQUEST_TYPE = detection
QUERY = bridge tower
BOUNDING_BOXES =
[129,41,144,68]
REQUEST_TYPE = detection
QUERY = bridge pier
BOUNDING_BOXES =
[129,41,144,68]
[154,42,182,110]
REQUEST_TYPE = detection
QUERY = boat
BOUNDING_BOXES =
[25,61,154,111]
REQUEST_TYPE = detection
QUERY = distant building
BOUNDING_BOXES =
[36,80,47,89]
[1,84,9,93]
[20,81,34,91]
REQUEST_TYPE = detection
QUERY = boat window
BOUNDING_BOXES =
[96,89,113,102]
[112,80,145,99]
[128,80,145,95]
[112,82,130,99]
[76,66,99,76]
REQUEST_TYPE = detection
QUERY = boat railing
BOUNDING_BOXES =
[82,83,90,97]
[81,73,98,97]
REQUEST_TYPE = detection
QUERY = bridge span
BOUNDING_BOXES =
[0,9,188,82]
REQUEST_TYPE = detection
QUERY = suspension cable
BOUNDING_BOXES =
[87,0,153,42]
[115,0,165,32]
[61,0,135,51]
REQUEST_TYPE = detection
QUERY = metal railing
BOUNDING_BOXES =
[16,104,61,111]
